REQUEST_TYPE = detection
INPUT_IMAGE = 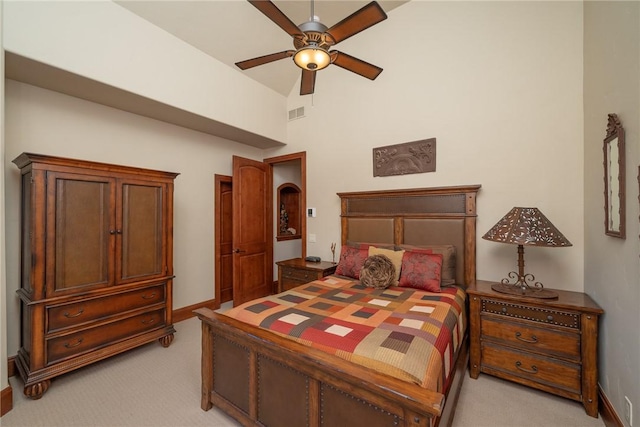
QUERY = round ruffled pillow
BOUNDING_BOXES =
[360,254,396,289]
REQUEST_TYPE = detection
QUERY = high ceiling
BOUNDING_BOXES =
[115,1,408,96]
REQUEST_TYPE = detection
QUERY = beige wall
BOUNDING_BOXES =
[584,2,640,425]
[282,1,585,291]
[2,0,287,144]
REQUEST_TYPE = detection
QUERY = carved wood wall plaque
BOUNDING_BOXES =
[373,138,436,177]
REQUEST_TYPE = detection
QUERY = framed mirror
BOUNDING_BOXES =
[603,113,626,238]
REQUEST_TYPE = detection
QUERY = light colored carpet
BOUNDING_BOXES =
[3,317,604,427]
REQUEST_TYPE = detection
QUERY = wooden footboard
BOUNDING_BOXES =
[196,308,468,427]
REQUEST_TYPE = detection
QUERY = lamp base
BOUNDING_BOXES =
[491,282,559,299]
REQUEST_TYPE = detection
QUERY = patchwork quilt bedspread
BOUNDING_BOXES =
[222,275,466,393]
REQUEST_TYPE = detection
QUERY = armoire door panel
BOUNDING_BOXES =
[119,182,165,281]
[21,171,34,295]
[47,173,115,295]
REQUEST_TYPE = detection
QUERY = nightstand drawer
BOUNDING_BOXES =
[482,299,579,329]
[482,342,581,395]
[281,267,316,283]
[481,317,580,361]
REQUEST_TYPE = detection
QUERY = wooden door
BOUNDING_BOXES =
[232,156,272,306]
[215,175,234,304]
[46,172,116,296]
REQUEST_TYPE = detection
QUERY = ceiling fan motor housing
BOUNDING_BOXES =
[295,20,333,50]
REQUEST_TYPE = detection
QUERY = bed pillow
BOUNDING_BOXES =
[335,245,368,279]
[368,246,404,285]
[397,244,456,286]
[360,254,396,289]
[398,251,443,292]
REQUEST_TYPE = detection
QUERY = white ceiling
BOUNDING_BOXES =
[115,1,408,96]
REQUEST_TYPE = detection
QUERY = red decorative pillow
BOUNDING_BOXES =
[397,244,456,286]
[398,251,443,292]
[335,245,368,279]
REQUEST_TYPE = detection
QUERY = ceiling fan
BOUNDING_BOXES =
[236,0,388,95]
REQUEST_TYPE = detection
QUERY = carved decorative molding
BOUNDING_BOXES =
[605,113,622,139]
[373,138,436,177]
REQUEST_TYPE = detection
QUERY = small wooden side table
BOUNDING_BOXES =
[276,258,337,293]
[467,280,604,418]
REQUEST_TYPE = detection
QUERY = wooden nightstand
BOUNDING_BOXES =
[276,258,337,292]
[468,280,604,418]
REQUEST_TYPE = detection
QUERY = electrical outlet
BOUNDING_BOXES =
[309,233,316,243]
[625,396,633,426]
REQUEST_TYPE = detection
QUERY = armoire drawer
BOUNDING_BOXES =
[481,316,580,361]
[47,308,165,364]
[47,284,166,332]
[481,342,581,395]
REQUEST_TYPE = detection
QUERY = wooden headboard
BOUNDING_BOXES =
[337,185,481,286]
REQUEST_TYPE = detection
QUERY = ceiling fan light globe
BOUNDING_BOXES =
[293,46,331,71]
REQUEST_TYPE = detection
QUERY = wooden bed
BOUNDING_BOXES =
[195,185,480,427]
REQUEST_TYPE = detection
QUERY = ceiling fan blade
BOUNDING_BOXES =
[248,0,303,37]
[235,51,294,70]
[325,2,387,44]
[300,69,316,95]
[331,51,383,80]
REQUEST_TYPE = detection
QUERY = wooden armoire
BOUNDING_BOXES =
[13,153,178,399]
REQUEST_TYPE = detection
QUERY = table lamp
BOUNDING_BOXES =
[482,207,572,299]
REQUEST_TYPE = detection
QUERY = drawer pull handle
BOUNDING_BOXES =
[63,308,84,318]
[141,292,157,300]
[64,338,84,349]
[141,318,156,325]
[515,361,538,374]
[547,315,554,321]
[515,332,538,344]
[501,307,507,313]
